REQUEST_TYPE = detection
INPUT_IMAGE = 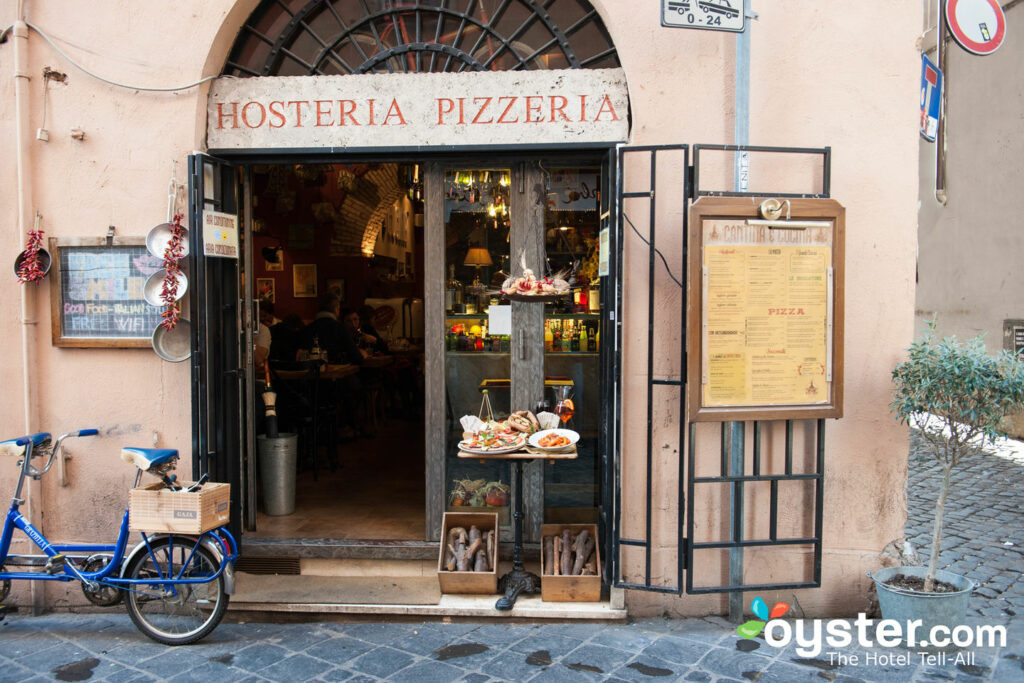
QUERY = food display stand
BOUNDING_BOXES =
[458,446,577,610]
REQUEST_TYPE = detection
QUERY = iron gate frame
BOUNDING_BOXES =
[612,143,834,595]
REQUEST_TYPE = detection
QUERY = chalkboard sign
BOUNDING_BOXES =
[49,237,167,348]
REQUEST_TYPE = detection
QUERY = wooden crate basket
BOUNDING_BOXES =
[540,523,601,602]
[128,481,230,534]
[438,512,498,594]
[445,504,510,527]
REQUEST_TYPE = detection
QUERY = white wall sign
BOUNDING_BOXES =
[203,211,238,259]
[945,0,1006,56]
[207,69,629,151]
[661,0,745,32]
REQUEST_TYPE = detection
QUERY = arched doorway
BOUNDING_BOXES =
[223,0,619,76]
[197,3,625,602]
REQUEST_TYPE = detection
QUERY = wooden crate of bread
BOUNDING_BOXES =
[438,512,498,594]
[128,481,230,534]
[540,523,601,602]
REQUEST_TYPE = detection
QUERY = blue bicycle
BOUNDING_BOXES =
[0,430,237,645]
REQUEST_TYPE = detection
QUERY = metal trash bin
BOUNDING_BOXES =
[257,433,298,516]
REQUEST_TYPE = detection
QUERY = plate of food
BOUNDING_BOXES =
[528,428,580,452]
[459,422,528,455]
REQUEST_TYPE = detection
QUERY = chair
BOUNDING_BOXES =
[268,360,338,480]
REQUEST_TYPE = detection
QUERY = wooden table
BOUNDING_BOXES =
[458,445,578,610]
[477,378,574,392]
[272,363,359,381]
[361,354,394,368]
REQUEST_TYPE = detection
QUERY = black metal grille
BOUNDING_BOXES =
[612,144,689,594]
[685,419,826,593]
[224,0,619,77]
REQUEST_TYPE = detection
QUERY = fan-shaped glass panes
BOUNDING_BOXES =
[224,0,619,77]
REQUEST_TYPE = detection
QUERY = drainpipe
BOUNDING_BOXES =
[13,14,43,614]
[729,0,753,624]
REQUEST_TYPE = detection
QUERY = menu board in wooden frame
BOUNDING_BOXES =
[686,198,845,422]
[49,236,165,348]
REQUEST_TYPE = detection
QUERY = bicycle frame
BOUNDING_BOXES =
[0,433,238,596]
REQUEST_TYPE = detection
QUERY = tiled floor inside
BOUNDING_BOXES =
[255,415,426,539]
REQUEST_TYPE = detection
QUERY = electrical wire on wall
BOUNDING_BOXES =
[5,22,219,92]
[623,213,684,289]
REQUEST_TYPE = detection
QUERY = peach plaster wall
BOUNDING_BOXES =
[0,0,919,614]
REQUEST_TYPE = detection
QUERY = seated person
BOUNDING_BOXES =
[302,294,366,365]
[254,302,277,367]
[357,304,390,354]
[270,314,304,362]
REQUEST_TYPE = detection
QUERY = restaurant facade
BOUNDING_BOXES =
[0,0,921,618]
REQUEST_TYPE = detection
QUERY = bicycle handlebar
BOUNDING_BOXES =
[76,429,99,437]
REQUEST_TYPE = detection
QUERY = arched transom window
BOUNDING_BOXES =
[224,0,619,76]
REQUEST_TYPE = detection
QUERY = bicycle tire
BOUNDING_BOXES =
[122,537,228,645]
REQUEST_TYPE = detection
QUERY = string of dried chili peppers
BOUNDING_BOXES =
[16,228,46,284]
[159,213,186,330]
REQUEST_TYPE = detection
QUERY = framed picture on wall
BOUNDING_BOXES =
[327,278,345,303]
[288,224,315,250]
[256,278,276,303]
[293,264,318,298]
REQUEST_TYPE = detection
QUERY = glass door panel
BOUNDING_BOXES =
[541,166,603,523]
[443,168,513,527]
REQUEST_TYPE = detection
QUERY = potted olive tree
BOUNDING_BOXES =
[873,324,1024,636]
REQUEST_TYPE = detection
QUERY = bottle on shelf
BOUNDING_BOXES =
[310,335,322,362]
[446,264,463,314]
[544,323,554,352]
[580,324,589,353]
[560,321,571,352]
[552,323,562,352]
[595,326,599,352]
[571,324,580,352]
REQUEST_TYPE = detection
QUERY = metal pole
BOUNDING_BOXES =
[729,0,752,623]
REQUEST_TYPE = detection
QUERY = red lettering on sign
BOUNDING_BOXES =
[579,94,587,122]
[593,94,620,121]
[524,96,543,123]
[550,95,569,122]
[437,98,456,125]
[269,101,287,128]
[497,97,520,124]
[339,100,359,126]
[472,97,494,124]
[288,101,308,127]
[242,102,266,128]
[382,99,406,125]
[216,102,239,129]
[315,100,333,126]
[367,99,376,126]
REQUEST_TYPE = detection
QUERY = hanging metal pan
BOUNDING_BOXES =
[146,223,190,259]
[151,318,192,362]
[143,269,187,307]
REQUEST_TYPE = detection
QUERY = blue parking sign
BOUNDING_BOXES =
[920,53,942,142]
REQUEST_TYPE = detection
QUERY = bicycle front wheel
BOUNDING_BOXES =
[123,537,228,645]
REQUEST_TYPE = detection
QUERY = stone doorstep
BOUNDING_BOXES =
[226,592,628,620]
[229,556,626,620]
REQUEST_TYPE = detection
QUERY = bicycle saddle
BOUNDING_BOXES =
[0,432,51,457]
[121,447,179,471]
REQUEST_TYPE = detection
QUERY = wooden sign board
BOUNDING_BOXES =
[686,198,845,421]
[49,237,165,348]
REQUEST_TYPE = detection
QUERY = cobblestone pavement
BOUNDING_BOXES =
[1,611,1021,682]
[905,429,1024,618]
[1,430,1023,682]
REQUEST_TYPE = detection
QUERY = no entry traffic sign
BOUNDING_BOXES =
[945,0,1006,55]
